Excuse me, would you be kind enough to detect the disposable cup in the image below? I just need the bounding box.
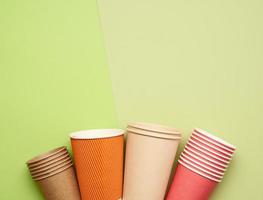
[27,147,81,200]
[166,164,218,200]
[35,165,81,200]
[123,123,181,200]
[166,129,236,200]
[71,129,124,200]
[190,135,233,157]
[194,128,236,151]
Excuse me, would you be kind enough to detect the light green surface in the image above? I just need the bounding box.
[98,0,263,199]
[0,0,117,199]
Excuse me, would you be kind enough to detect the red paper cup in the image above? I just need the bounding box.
[194,128,236,152]
[166,164,218,200]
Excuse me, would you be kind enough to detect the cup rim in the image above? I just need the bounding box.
[184,146,228,168]
[28,153,70,171]
[186,143,230,164]
[179,157,223,179]
[70,129,124,139]
[188,139,232,161]
[31,159,72,178]
[30,157,71,174]
[127,127,182,140]
[190,135,233,157]
[27,150,68,167]
[26,147,67,165]
[128,122,181,135]
[193,131,235,153]
[183,148,226,171]
[194,128,236,150]
[179,160,221,182]
[33,163,73,181]
[181,153,225,175]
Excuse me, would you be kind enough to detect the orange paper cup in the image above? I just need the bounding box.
[70,129,124,200]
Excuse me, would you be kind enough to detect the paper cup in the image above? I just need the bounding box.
[71,129,124,200]
[26,147,81,200]
[123,123,181,200]
[166,128,236,200]
[166,164,218,200]
[36,166,81,200]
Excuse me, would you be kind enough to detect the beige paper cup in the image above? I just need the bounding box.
[123,123,181,200]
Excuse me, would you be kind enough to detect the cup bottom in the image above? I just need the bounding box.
[166,164,218,200]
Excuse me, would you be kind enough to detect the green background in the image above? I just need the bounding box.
[98,0,263,199]
[1,0,263,199]
[0,0,117,199]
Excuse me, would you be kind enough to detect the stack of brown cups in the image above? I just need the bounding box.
[166,128,236,200]
[26,146,81,200]
[123,122,182,200]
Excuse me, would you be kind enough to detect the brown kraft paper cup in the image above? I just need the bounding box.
[123,123,181,200]
[26,147,81,200]
[36,166,81,200]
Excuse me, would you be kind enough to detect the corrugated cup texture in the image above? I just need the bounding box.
[71,133,124,200]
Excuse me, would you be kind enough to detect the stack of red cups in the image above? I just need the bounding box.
[166,128,236,200]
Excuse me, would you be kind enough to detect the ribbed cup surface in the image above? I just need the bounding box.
[71,135,124,200]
